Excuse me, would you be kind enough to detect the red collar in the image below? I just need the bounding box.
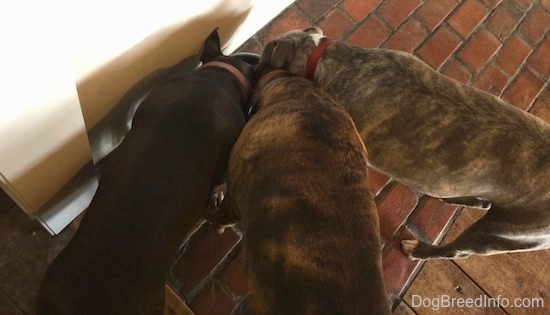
[201,61,249,97]
[304,39,335,81]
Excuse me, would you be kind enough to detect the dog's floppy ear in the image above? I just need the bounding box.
[304,27,323,35]
[268,38,295,68]
[200,28,222,63]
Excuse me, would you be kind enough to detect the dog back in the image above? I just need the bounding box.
[227,72,389,314]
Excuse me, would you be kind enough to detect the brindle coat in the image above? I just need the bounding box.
[211,70,389,314]
[261,27,550,260]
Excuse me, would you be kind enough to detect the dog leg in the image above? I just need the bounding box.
[206,185,241,234]
[440,197,492,210]
[402,210,547,260]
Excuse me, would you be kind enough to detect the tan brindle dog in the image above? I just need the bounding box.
[261,27,550,260]
[210,69,390,314]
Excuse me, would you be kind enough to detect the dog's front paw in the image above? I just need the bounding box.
[210,183,227,208]
[401,240,422,260]
[205,183,227,221]
[211,190,225,208]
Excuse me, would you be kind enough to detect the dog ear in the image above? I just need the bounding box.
[268,38,295,68]
[200,28,222,63]
[304,27,323,35]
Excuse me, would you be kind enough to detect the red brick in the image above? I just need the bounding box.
[259,8,311,45]
[346,15,391,48]
[376,183,419,241]
[416,26,463,69]
[318,9,354,39]
[442,59,473,84]
[382,18,427,52]
[415,0,458,31]
[407,198,458,244]
[503,68,545,110]
[496,34,532,76]
[458,29,502,72]
[189,282,235,314]
[340,0,383,21]
[382,229,421,298]
[380,0,422,28]
[171,226,241,292]
[486,1,523,40]
[529,37,550,77]
[368,167,391,196]
[520,5,550,44]
[448,0,490,38]
[472,64,509,95]
[529,88,550,123]
[296,0,340,21]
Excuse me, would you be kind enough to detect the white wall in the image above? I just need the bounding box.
[0,0,293,234]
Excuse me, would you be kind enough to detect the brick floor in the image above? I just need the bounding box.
[169,1,550,313]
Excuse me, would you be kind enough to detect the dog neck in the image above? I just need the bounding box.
[257,69,289,90]
[201,61,249,98]
[304,38,335,81]
[247,69,290,119]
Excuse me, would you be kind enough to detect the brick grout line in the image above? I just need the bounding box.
[336,7,359,39]
[371,0,425,48]
[525,79,549,113]
[292,2,315,24]
[167,219,207,290]
[436,0,529,80]
[381,194,425,256]
[432,206,464,246]
[212,243,246,302]
[444,56,475,84]
[339,11,377,42]
[419,21,464,71]
[184,234,243,304]
[487,4,542,98]
[392,260,426,310]
[308,1,345,25]
[497,36,549,108]
[168,221,208,300]
[411,0,468,70]
[373,179,397,204]
[443,20,498,73]
[338,0,410,43]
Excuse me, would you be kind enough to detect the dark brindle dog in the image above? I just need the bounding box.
[261,27,550,260]
[210,69,389,314]
[36,29,254,314]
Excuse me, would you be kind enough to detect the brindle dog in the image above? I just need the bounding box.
[36,29,254,314]
[209,69,389,314]
[261,27,550,260]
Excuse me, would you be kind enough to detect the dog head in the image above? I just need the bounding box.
[260,27,327,76]
[200,28,257,107]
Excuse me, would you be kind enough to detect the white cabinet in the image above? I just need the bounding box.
[0,0,293,235]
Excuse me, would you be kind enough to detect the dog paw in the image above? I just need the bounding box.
[211,190,225,208]
[205,183,227,221]
[401,240,421,260]
[210,183,227,208]
[213,223,227,235]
